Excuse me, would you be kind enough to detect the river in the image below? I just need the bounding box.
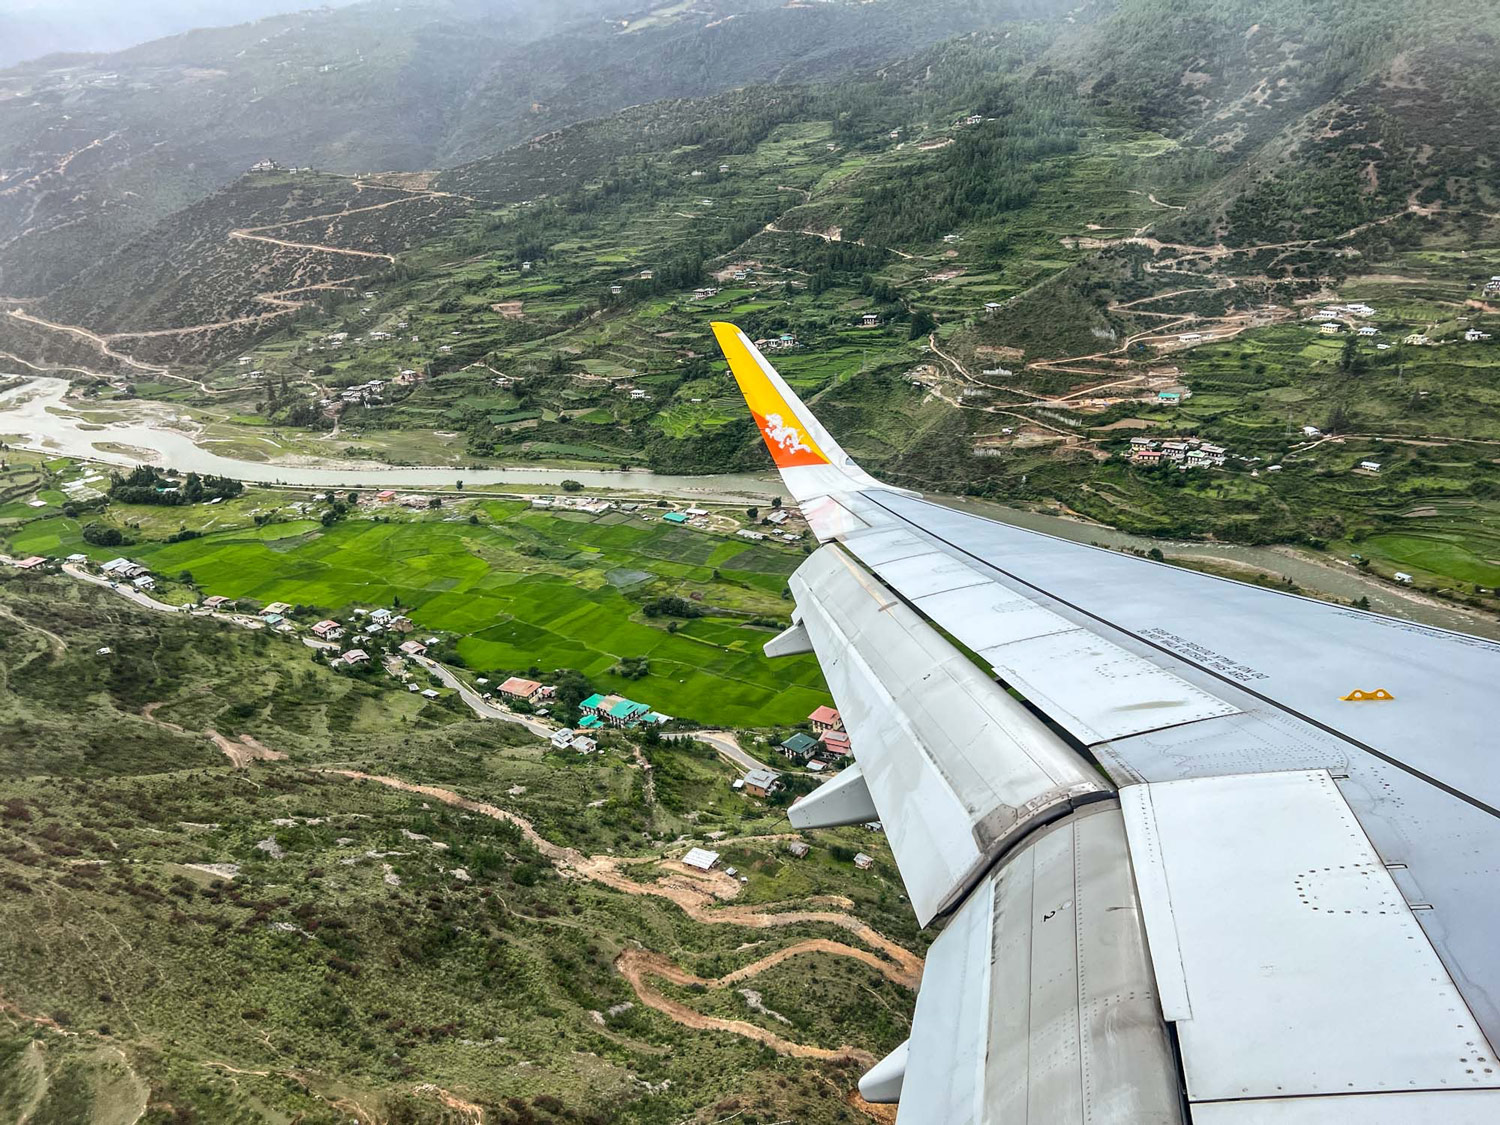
[0,376,782,501]
[5,374,1496,639]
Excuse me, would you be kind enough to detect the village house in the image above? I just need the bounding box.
[787,840,810,858]
[1157,391,1182,404]
[203,595,233,609]
[398,639,427,658]
[101,558,147,579]
[389,615,414,633]
[370,608,393,625]
[1358,326,1378,337]
[1359,461,1382,473]
[570,735,598,754]
[1466,329,1493,342]
[984,301,1002,315]
[1161,441,1189,462]
[1484,277,1500,297]
[1394,572,1414,584]
[682,848,719,871]
[736,529,766,540]
[1404,334,1432,346]
[498,676,542,702]
[12,555,47,570]
[1320,323,1341,335]
[130,574,155,591]
[743,768,782,799]
[817,730,852,762]
[311,620,344,640]
[808,705,843,733]
[549,728,575,750]
[853,853,875,870]
[860,313,880,328]
[341,649,370,667]
[781,732,819,762]
[766,509,790,525]
[1199,444,1227,466]
[263,602,293,616]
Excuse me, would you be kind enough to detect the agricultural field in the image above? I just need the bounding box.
[0,461,826,727]
[0,576,914,1123]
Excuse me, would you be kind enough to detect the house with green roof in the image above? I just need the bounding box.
[607,699,652,726]
[662,511,688,524]
[780,732,819,761]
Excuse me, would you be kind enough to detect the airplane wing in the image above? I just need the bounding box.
[710,321,1500,1124]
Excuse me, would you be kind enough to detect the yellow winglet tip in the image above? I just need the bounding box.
[1340,688,1394,702]
[710,321,830,469]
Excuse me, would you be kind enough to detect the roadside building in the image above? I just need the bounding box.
[203,595,234,609]
[499,676,543,701]
[570,736,597,754]
[817,730,852,762]
[743,768,782,798]
[662,511,688,524]
[682,847,720,871]
[311,620,344,640]
[398,639,428,657]
[370,608,393,625]
[341,649,370,666]
[132,575,155,591]
[66,553,87,564]
[781,732,819,761]
[550,728,575,750]
[12,555,47,570]
[263,602,293,616]
[607,699,652,727]
[102,558,147,579]
[808,705,842,733]
[1359,326,1379,337]
[1394,572,1414,584]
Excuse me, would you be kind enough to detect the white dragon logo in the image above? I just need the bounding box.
[762,412,814,456]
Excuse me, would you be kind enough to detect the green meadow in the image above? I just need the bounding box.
[3,482,827,727]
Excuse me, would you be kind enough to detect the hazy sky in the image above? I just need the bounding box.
[0,0,364,67]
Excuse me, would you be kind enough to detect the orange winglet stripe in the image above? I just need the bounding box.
[712,321,829,468]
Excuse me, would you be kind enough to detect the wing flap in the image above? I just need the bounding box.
[900,803,1183,1124]
[788,545,1108,925]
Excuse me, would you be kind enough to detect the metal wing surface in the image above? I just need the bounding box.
[710,322,1500,1124]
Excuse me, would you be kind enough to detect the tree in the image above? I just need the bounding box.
[561,479,584,492]
[908,309,936,340]
[746,507,759,520]
[427,496,441,509]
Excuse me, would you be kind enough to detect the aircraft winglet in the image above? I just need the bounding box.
[711,321,833,469]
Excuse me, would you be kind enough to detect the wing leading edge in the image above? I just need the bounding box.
[710,322,1500,1123]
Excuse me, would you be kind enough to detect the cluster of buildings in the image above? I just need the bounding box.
[754,334,798,352]
[1127,436,1228,469]
[576,693,671,730]
[1484,277,1500,298]
[779,705,850,770]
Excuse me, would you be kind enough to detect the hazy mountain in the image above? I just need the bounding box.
[0,0,364,67]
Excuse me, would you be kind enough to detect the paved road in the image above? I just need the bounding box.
[60,562,270,630]
[671,729,771,774]
[414,656,556,738]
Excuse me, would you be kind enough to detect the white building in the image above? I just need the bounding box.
[682,847,720,871]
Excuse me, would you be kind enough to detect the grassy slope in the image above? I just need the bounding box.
[0,575,914,1123]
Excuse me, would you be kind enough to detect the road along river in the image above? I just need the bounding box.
[4,374,1495,638]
